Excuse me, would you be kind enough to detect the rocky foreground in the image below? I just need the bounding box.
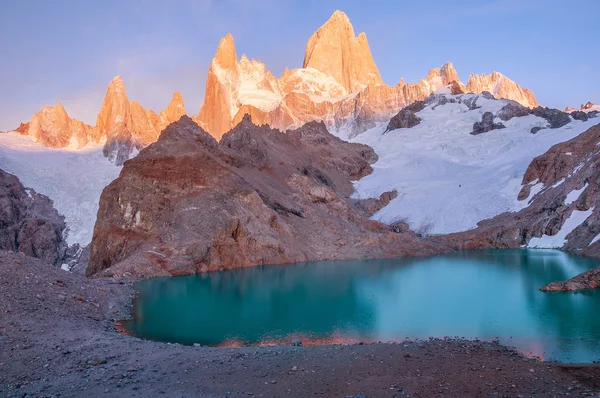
[1,252,599,398]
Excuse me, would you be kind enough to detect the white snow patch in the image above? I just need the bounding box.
[0,132,122,246]
[551,178,565,189]
[590,234,600,246]
[565,183,588,205]
[349,93,600,234]
[61,263,70,272]
[528,208,594,249]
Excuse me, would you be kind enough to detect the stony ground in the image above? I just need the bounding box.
[1,251,599,398]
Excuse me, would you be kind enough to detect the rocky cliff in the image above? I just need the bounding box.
[0,169,66,265]
[88,116,443,277]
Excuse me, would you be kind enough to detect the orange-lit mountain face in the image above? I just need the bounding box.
[13,10,539,159]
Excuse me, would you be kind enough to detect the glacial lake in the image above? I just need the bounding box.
[125,250,600,363]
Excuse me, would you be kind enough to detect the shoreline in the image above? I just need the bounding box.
[2,251,600,397]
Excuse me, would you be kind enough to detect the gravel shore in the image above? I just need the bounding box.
[1,252,599,397]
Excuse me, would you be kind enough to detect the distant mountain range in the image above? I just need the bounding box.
[12,10,539,164]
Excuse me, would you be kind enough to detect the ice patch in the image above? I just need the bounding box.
[565,183,588,205]
[528,208,594,249]
[0,132,122,246]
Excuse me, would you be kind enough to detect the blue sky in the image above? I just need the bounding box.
[1,0,598,130]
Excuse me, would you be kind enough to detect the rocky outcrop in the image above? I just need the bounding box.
[15,104,95,148]
[540,267,600,292]
[531,107,571,129]
[89,116,443,278]
[466,72,539,108]
[497,101,531,121]
[439,123,600,254]
[386,109,421,132]
[471,112,505,135]
[0,169,66,265]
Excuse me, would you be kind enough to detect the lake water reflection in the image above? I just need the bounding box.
[125,249,600,363]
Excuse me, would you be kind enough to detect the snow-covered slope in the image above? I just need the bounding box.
[0,132,121,246]
[350,93,600,235]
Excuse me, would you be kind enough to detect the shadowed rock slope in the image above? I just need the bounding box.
[88,116,443,277]
[0,169,66,265]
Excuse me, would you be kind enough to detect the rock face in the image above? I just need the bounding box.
[15,103,95,148]
[0,169,66,265]
[88,116,443,277]
[302,10,382,93]
[439,123,600,255]
[540,267,600,292]
[471,112,505,135]
[386,109,421,132]
[466,72,539,108]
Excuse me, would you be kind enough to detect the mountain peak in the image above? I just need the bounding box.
[466,71,538,108]
[440,62,459,83]
[303,10,382,93]
[326,10,354,33]
[214,33,238,70]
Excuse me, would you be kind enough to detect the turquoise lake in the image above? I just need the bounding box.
[124,249,600,363]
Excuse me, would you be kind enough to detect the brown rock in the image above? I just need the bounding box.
[88,116,444,278]
[540,267,600,292]
[0,169,66,265]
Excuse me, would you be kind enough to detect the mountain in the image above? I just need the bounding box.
[303,10,383,92]
[466,72,538,108]
[350,91,598,236]
[565,101,600,114]
[11,10,541,151]
[440,122,600,258]
[15,103,96,148]
[197,10,540,139]
[11,76,186,164]
[97,76,186,164]
[88,116,441,277]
